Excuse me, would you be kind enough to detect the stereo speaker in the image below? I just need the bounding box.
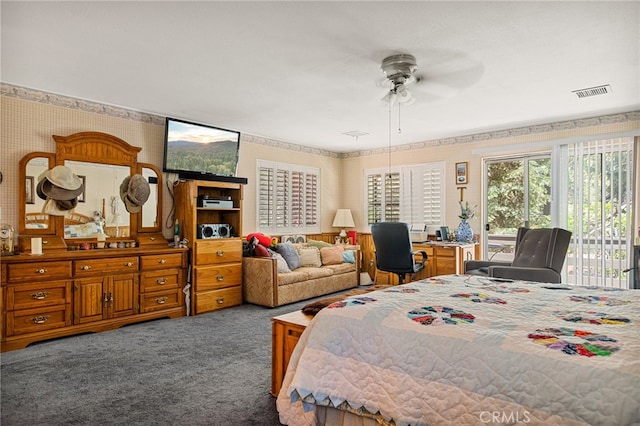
[197,224,232,239]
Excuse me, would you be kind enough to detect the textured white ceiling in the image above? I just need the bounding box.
[2,1,639,152]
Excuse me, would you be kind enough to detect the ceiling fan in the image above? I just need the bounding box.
[380,53,420,106]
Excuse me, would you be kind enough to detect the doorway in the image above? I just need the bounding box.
[483,155,552,262]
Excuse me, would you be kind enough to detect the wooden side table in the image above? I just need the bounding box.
[271,310,312,396]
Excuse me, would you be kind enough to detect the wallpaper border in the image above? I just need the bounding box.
[3,82,638,160]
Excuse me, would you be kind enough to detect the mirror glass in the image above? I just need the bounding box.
[24,156,51,230]
[140,165,160,229]
[64,160,131,238]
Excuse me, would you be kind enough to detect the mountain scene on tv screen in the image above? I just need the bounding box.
[166,140,237,176]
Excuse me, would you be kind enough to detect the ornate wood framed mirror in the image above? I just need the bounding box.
[18,132,163,248]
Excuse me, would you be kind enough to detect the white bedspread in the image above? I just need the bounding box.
[277,275,640,426]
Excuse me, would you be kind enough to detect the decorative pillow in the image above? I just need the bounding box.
[320,246,344,265]
[246,232,272,248]
[297,246,322,267]
[254,243,270,257]
[306,239,333,249]
[272,252,291,273]
[342,250,356,264]
[276,243,301,270]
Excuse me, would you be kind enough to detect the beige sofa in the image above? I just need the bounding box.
[243,250,360,308]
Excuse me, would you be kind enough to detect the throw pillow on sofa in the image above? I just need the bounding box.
[272,252,292,273]
[297,246,322,267]
[320,246,344,265]
[276,242,301,270]
[342,250,356,263]
[306,239,333,249]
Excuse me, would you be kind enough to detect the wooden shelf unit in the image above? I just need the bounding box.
[173,179,246,315]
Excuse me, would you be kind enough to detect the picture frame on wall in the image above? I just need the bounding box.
[455,162,468,185]
[25,176,34,204]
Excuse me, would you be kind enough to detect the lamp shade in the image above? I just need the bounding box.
[332,209,355,228]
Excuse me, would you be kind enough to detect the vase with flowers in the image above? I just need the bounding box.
[456,201,477,243]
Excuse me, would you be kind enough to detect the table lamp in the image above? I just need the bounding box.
[332,209,355,243]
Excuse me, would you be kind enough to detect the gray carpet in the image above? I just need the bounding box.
[0,296,331,426]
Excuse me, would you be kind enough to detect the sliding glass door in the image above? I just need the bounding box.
[484,155,551,262]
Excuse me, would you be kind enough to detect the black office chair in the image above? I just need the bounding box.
[464,227,572,283]
[371,222,428,284]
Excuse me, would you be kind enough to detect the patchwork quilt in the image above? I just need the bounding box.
[276,275,640,426]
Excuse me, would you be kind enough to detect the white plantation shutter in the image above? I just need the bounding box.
[257,160,320,234]
[258,166,274,227]
[384,173,401,222]
[366,162,444,227]
[305,173,318,226]
[423,166,443,225]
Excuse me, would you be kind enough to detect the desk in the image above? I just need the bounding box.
[374,241,476,285]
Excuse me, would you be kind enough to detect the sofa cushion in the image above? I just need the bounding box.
[323,262,356,275]
[254,243,270,257]
[320,246,344,265]
[306,239,333,249]
[276,242,301,270]
[297,246,322,267]
[342,250,356,263]
[271,253,291,273]
[278,266,333,286]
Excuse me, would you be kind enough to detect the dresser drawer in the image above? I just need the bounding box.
[6,280,72,310]
[140,253,183,271]
[7,261,72,283]
[435,246,456,257]
[74,257,139,276]
[194,239,242,265]
[140,288,182,313]
[194,286,242,314]
[6,305,71,336]
[194,264,241,291]
[140,268,181,293]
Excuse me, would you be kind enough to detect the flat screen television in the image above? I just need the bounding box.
[163,117,247,184]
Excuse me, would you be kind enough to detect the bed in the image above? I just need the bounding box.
[276,274,640,426]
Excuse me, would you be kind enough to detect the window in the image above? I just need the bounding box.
[365,162,445,227]
[257,160,320,234]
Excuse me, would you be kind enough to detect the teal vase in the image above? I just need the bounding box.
[456,219,473,243]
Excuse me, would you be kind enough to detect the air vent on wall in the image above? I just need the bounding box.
[572,84,611,98]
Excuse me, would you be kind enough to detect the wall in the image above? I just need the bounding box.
[341,116,640,234]
[0,85,343,239]
[2,84,638,242]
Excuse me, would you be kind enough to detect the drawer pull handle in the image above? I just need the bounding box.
[35,268,47,274]
[32,315,50,324]
[32,291,50,300]
[42,240,50,245]
[158,259,166,264]
[216,250,225,256]
[216,275,224,281]
[156,278,167,285]
[216,298,224,305]
[81,265,92,271]
[150,237,156,241]
[155,297,168,304]
[103,292,113,307]
[124,262,133,267]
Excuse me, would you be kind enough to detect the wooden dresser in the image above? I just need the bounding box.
[1,247,187,352]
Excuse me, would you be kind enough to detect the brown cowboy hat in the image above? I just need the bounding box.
[119,174,150,213]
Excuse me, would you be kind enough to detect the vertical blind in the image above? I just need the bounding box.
[562,137,635,288]
[366,162,444,227]
[257,160,320,234]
